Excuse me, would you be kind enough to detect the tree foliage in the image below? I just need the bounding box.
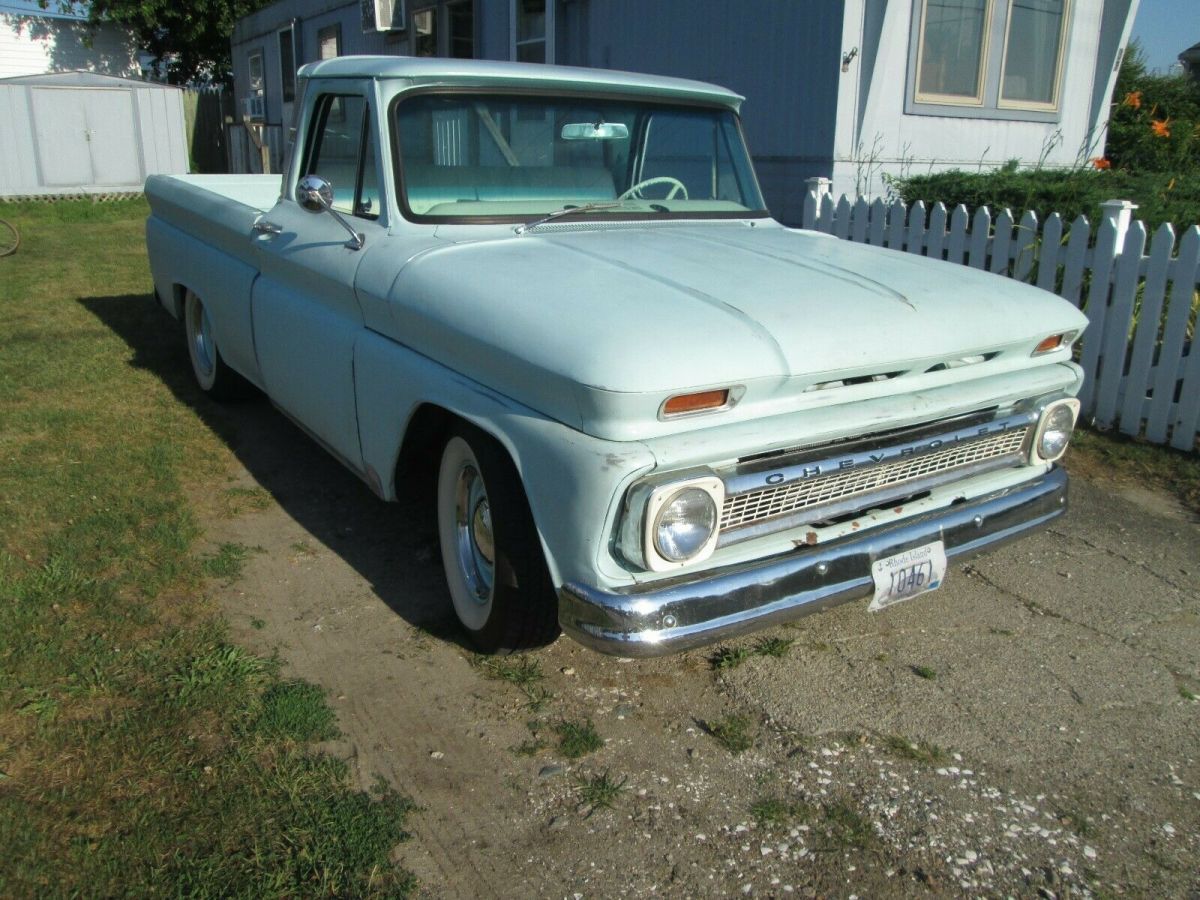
[43,0,273,83]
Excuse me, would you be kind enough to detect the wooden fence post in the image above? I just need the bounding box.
[1099,199,1137,250]
[802,177,832,230]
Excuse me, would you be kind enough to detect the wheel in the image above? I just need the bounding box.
[618,176,688,201]
[184,289,248,400]
[437,424,559,652]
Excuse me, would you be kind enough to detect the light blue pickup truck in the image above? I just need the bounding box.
[145,56,1087,656]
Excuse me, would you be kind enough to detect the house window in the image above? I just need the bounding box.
[512,0,552,63]
[278,28,295,103]
[412,8,437,56]
[246,50,265,120]
[318,24,342,60]
[999,0,1068,107]
[909,0,1070,119]
[915,0,991,104]
[410,2,474,58]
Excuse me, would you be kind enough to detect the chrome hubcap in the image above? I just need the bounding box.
[189,298,215,377]
[454,464,494,603]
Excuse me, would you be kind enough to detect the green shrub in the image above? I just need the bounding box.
[1105,44,1200,174]
[891,166,1200,232]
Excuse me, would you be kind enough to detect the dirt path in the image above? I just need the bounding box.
[207,400,1199,897]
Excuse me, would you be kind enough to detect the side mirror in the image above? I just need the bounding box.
[296,174,334,213]
[294,174,365,250]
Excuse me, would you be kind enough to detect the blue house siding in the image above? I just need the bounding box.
[552,0,844,225]
[230,0,1136,220]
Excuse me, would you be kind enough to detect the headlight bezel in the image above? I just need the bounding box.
[640,475,724,572]
[1030,397,1080,463]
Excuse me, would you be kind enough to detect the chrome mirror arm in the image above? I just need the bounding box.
[295,174,365,251]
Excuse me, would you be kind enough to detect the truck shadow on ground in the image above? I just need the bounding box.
[80,292,471,648]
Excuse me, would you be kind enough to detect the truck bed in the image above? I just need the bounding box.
[145,174,281,264]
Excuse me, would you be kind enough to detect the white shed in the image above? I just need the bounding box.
[0,71,188,198]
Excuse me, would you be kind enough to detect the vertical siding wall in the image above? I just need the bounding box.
[832,0,1119,199]
[0,16,140,79]
[555,0,844,226]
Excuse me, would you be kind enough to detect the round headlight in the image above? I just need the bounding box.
[653,487,718,562]
[1038,403,1076,461]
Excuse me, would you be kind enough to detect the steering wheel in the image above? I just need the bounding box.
[618,176,688,201]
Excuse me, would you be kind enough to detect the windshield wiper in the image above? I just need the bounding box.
[514,201,631,235]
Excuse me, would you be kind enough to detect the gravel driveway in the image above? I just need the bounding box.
[204,400,1199,898]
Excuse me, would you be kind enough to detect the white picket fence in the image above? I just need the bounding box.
[801,178,1200,452]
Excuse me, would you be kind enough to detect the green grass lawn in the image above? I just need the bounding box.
[0,200,414,897]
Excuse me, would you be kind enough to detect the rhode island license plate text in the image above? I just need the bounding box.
[868,540,947,611]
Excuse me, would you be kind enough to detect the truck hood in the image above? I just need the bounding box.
[387,222,1087,433]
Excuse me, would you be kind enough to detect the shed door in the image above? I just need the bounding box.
[84,90,141,184]
[31,89,92,187]
[31,88,142,187]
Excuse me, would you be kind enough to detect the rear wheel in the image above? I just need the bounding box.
[184,289,248,400]
[436,424,559,652]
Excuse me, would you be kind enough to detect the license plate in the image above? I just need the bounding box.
[868,541,947,611]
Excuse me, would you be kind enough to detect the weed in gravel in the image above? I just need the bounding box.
[818,800,878,850]
[753,636,794,658]
[512,737,548,756]
[575,770,628,816]
[472,655,555,710]
[881,734,949,765]
[702,715,753,754]
[201,542,253,581]
[911,664,937,680]
[474,654,544,686]
[710,645,753,670]
[1179,686,1197,701]
[751,795,813,827]
[555,719,603,759]
[221,486,272,517]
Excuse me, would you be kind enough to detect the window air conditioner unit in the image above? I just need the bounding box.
[242,95,265,122]
[363,0,404,32]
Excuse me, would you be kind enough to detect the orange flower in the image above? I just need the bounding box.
[1150,118,1171,137]
[1091,157,1111,170]
[1122,90,1142,109]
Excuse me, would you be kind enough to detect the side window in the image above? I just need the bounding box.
[304,94,379,219]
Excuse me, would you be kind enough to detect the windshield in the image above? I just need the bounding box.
[393,93,766,220]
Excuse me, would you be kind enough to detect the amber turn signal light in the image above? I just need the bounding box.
[1033,334,1064,354]
[662,389,730,416]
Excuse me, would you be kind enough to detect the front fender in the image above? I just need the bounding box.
[353,329,656,589]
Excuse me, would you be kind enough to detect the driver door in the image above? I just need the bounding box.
[251,84,385,468]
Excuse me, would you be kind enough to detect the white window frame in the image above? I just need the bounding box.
[912,0,995,107]
[996,0,1071,112]
[906,0,1072,121]
[510,0,553,64]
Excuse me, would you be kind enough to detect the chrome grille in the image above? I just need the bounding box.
[721,427,1029,530]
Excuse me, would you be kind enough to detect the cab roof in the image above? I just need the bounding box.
[297,56,743,111]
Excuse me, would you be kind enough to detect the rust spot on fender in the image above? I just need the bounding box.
[851,521,860,530]
[893,506,904,514]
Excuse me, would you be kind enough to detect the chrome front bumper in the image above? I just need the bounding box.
[559,467,1067,657]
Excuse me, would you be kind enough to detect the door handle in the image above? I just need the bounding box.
[253,220,283,235]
